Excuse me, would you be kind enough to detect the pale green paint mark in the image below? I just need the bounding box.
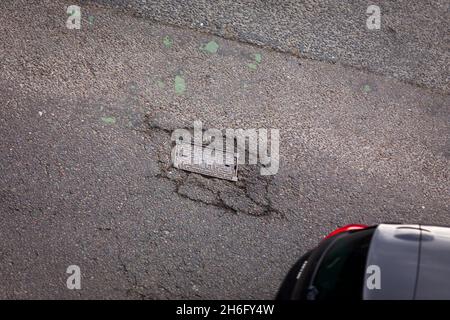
[253,53,262,64]
[201,41,219,54]
[101,116,116,124]
[362,84,371,93]
[163,36,173,48]
[88,16,94,24]
[247,53,262,70]
[174,75,186,94]
[247,63,258,70]
[156,80,165,88]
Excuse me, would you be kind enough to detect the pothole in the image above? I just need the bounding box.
[142,113,283,217]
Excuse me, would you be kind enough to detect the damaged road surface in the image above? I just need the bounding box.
[0,1,449,299]
[173,141,239,182]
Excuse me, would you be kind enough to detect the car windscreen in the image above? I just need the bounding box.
[307,228,375,300]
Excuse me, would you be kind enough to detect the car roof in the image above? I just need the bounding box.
[415,225,450,299]
[363,224,450,300]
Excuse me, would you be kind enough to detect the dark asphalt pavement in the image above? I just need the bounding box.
[95,0,450,92]
[0,0,448,299]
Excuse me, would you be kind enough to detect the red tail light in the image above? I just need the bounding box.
[324,224,368,239]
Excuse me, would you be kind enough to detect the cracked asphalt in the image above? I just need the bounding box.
[0,0,449,299]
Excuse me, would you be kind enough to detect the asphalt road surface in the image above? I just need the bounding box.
[97,0,450,92]
[0,0,449,299]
